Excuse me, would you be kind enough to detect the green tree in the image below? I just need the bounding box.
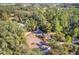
[0,21,27,55]
[25,18,37,31]
[55,17,62,32]
[39,21,52,33]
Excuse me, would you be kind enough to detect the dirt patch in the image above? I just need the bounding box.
[25,32,42,49]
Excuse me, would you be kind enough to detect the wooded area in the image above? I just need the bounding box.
[0,4,79,55]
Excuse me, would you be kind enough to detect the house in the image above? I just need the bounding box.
[37,41,51,55]
[34,29,56,43]
[34,28,44,38]
[25,32,52,54]
[72,36,79,45]
[25,31,49,49]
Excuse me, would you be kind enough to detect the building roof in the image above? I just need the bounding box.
[72,37,79,44]
[34,28,43,34]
